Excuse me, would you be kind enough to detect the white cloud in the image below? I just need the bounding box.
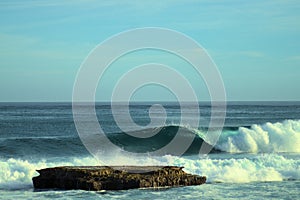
[284,55,300,62]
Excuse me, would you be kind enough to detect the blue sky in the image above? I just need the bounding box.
[0,0,299,101]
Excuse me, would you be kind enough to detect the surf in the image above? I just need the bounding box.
[0,154,299,190]
[108,119,300,154]
[1,120,299,159]
[215,119,300,153]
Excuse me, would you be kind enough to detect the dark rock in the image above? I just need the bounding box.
[32,166,206,190]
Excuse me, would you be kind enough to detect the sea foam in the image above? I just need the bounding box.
[164,154,300,183]
[0,154,299,189]
[0,157,98,190]
[216,120,300,153]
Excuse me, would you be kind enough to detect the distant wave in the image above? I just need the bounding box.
[0,136,88,158]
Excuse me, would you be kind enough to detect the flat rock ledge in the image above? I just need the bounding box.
[32,166,206,191]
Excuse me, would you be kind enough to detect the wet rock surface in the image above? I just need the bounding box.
[32,166,206,190]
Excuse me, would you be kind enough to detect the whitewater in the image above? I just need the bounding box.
[1,153,300,190]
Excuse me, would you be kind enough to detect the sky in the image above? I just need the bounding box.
[0,0,299,102]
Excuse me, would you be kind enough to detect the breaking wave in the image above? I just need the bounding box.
[1,120,299,159]
[215,120,300,153]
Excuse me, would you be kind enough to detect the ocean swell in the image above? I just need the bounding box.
[107,125,219,155]
[1,120,299,159]
[112,119,300,154]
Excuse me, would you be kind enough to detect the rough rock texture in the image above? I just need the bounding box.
[32,166,206,190]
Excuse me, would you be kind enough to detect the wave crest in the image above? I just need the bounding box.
[216,120,300,153]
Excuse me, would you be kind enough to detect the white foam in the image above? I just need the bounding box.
[161,154,300,183]
[95,152,300,183]
[216,120,300,153]
[0,157,98,190]
[0,153,299,189]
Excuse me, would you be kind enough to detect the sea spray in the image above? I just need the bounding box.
[215,120,300,153]
[1,154,299,189]
[163,154,300,183]
[0,157,98,190]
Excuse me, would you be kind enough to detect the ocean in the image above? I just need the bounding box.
[0,102,299,199]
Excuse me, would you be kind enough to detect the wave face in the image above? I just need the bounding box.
[1,154,299,189]
[215,120,300,153]
[107,125,219,155]
[1,102,300,158]
[1,120,299,159]
[109,120,300,154]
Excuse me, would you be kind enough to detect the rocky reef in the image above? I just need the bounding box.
[32,166,206,190]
